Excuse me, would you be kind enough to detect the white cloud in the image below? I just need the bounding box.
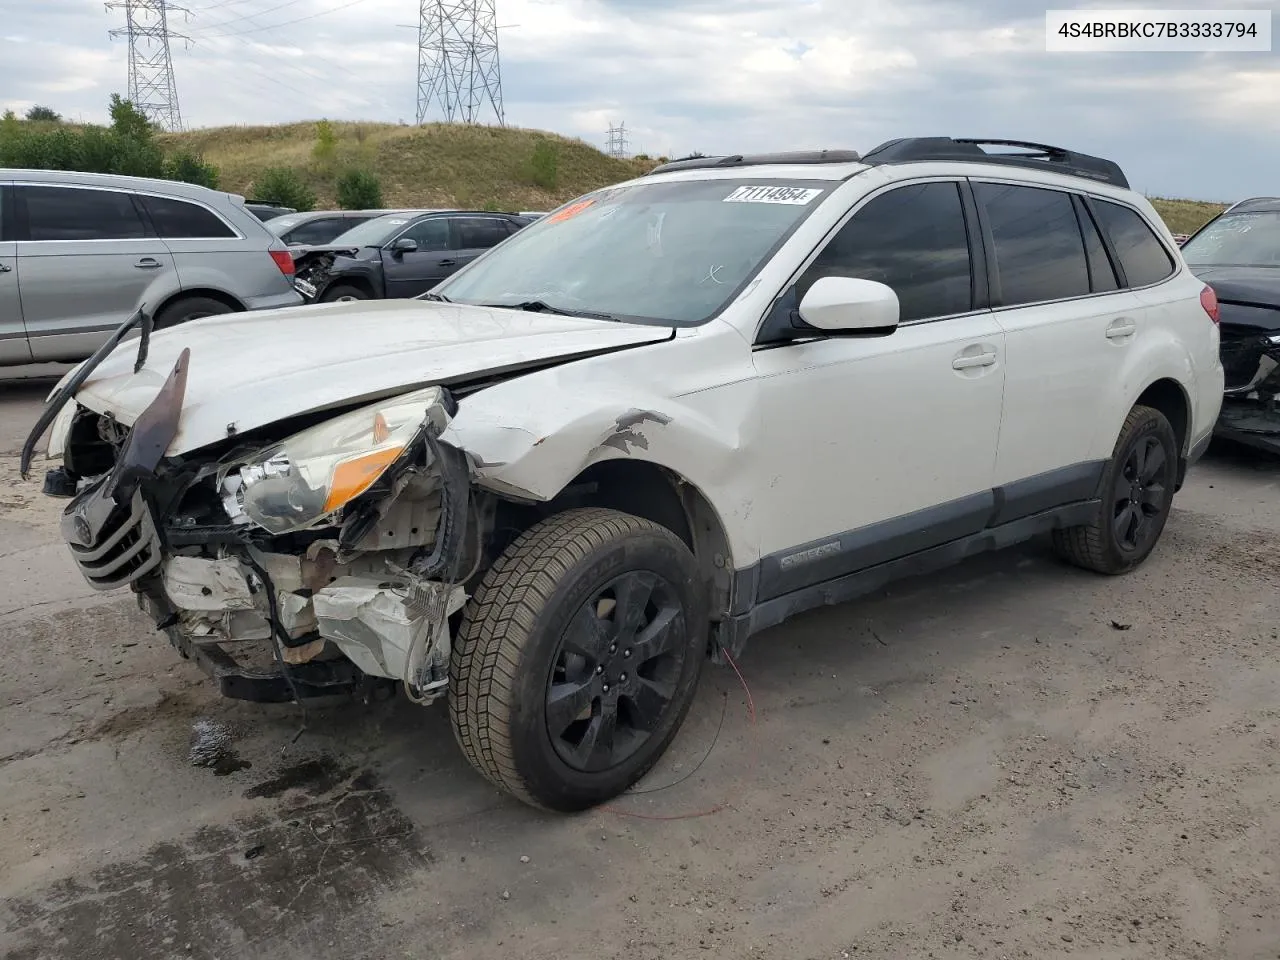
[1,0,1278,198]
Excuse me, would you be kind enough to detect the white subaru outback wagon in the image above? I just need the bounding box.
[26,137,1225,811]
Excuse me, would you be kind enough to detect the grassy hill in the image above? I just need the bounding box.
[153,121,1222,233]
[159,121,654,211]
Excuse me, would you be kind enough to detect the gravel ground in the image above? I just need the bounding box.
[2,374,1279,960]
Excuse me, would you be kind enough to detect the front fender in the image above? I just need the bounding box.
[442,372,762,566]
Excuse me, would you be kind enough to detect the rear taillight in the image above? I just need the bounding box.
[1200,284,1220,324]
[270,249,295,276]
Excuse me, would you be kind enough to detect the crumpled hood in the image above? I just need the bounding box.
[72,298,673,456]
[1190,265,1280,307]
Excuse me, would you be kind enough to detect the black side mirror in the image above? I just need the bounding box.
[391,237,418,255]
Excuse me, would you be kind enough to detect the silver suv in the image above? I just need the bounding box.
[0,169,302,366]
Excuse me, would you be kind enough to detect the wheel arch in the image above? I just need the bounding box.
[153,287,245,318]
[1134,377,1191,456]
[537,458,737,621]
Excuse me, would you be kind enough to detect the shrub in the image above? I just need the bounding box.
[109,94,153,141]
[25,105,61,122]
[166,150,220,189]
[313,119,337,166]
[527,138,558,190]
[335,168,383,209]
[252,167,316,211]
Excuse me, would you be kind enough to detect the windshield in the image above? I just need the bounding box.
[329,214,420,248]
[1181,211,1280,267]
[265,214,306,235]
[432,178,833,325]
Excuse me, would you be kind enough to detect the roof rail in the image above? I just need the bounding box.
[647,149,862,175]
[859,137,1129,189]
[1222,196,1280,214]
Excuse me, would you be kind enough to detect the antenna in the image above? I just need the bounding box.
[414,0,505,126]
[605,121,629,159]
[106,0,186,132]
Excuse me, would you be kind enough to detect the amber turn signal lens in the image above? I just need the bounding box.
[322,446,405,513]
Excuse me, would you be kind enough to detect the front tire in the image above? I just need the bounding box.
[450,508,707,811]
[1053,404,1178,575]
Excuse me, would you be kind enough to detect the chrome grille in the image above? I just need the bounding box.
[66,489,163,590]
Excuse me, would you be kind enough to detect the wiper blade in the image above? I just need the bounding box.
[421,292,452,302]
[479,300,621,321]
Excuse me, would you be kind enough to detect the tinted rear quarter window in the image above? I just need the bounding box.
[798,181,973,322]
[24,185,148,241]
[976,182,1090,306]
[1092,200,1175,287]
[141,195,237,239]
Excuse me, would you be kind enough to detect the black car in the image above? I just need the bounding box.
[244,201,297,221]
[1182,196,1280,455]
[291,209,536,303]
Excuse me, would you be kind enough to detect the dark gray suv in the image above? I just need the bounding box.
[0,169,303,366]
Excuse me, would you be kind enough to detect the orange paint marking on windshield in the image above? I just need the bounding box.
[546,199,596,224]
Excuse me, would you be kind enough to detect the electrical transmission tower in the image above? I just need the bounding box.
[107,0,186,132]
[416,0,505,126]
[605,122,630,158]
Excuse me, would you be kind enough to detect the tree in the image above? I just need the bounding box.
[108,93,154,141]
[25,105,61,122]
[335,168,382,209]
[253,167,316,212]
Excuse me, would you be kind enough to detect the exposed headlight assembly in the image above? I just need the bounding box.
[223,386,450,535]
[45,400,78,462]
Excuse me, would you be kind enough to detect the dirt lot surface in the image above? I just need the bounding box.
[2,372,1279,960]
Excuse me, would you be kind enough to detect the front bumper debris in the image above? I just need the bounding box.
[1215,326,1280,455]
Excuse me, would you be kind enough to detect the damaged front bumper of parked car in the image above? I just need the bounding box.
[35,347,482,706]
[1217,327,1280,455]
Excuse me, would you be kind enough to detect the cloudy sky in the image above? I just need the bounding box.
[1,0,1276,200]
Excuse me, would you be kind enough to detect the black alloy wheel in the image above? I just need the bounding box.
[1053,403,1179,575]
[1111,433,1170,553]
[545,570,688,773]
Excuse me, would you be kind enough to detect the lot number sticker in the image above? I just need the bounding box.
[724,185,822,205]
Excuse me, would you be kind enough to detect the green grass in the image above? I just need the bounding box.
[161,120,1227,231]
[1148,197,1224,235]
[159,121,654,210]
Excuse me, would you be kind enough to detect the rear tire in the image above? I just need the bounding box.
[321,284,370,303]
[153,295,235,329]
[1053,404,1178,575]
[449,508,707,811]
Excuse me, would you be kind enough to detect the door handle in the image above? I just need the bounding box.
[1105,317,1136,339]
[952,349,997,370]
[438,259,457,266]
[135,257,162,269]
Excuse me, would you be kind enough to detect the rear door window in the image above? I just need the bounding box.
[23,185,148,241]
[1091,200,1175,287]
[140,195,237,239]
[975,182,1090,306]
[454,217,514,250]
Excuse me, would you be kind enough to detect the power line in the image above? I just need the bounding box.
[196,0,374,38]
[416,0,505,126]
[106,0,186,132]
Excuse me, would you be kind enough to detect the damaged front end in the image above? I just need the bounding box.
[1217,322,1280,456]
[51,353,480,706]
